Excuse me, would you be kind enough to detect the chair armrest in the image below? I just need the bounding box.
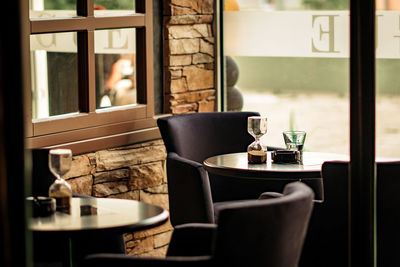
[167,223,217,257]
[166,153,214,226]
[258,192,284,199]
[84,253,213,267]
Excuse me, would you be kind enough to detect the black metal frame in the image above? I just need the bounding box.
[218,0,226,111]
[349,1,376,267]
[219,1,378,266]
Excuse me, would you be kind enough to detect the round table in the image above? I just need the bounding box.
[203,151,349,179]
[203,152,349,202]
[29,197,169,233]
[29,197,169,267]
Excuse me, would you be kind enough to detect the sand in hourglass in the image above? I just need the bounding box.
[50,191,71,214]
[248,150,266,163]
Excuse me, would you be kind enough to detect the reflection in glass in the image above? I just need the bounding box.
[376,0,400,158]
[223,0,349,155]
[94,0,136,16]
[95,28,137,109]
[376,0,400,10]
[29,0,77,19]
[30,32,78,119]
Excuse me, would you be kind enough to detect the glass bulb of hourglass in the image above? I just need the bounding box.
[48,149,73,214]
[247,116,268,163]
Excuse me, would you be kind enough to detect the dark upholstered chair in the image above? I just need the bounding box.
[299,160,400,267]
[29,149,125,267]
[157,111,287,226]
[84,182,315,267]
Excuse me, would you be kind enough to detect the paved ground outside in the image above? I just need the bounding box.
[241,90,400,159]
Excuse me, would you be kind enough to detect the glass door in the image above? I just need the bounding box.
[222,0,350,154]
[376,1,400,158]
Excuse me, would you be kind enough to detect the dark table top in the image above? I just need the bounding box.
[28,197,169,234]
[203,152,349,179]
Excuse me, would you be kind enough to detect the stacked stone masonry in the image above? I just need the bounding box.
[66,140,173,257]
[164,0,216,114]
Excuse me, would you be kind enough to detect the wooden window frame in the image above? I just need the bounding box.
[24,0,159,154]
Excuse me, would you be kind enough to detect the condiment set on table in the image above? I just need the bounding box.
[27,148,73,217]
[247,116,306,164]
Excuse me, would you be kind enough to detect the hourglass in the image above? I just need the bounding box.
[48,149,73,213]
[247,116,268,163]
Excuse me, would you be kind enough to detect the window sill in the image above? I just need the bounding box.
[26,117,161,154]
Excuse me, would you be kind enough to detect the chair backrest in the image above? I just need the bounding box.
[375,161,400,267]
[158,111,275,203]
[299,161,348,267]
[214,182,314,267]
[157,111,259,163]
[299,160,400,267]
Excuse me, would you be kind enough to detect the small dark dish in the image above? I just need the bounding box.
[26,196,56,217]
[272,150,301,164]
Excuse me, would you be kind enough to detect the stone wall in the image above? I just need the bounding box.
[66,140,173,257]
[163,0,216,114]
[63,0,216,258]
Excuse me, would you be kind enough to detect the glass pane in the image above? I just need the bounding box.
[94,0,136,16]
[30,0,77,19]
[30,32,79,119]
[223,0,349,154]
[376,1,400,158]
[95,28,137,109]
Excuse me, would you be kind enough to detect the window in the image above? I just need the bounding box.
[26,0,159,153]
[222,0,350,155]
[221,0,400,158]
[376,1,400,158]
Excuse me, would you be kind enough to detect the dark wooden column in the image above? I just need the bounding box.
[0,1,30,267]
[349,1,376,267]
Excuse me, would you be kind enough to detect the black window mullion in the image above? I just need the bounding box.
[77,0,95,113]
[77,31,90,113]
[77,0,93,17]
[349,1,376,267]
[136,0,145,13]
[136,28,147,104]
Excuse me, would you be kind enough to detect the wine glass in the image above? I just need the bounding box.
[247,116,268,163]
[48,149,73,213]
